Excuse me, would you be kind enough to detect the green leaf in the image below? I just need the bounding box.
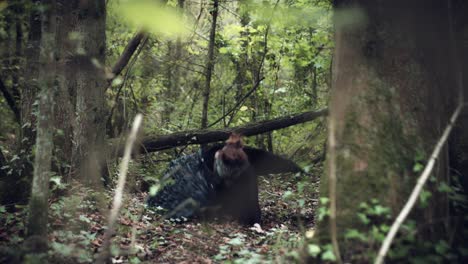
[307,244,321,257]
[435,240,449,255]
[282,190,293,200]
[373,205,390,216]
[357,213,370,225]
[413,163,424,173]
[112,76,124,87]
[130,257,142,264]
[115,0,187,37]
[319,197,329,204]
[419,189,432,205]
[50,176,62,186]
[345,229,366,241]
[228,237,243,246]
[317,206,329,222]
[219,47,230,54]
[79,214,91,224]
[51,242,74,256]
[321,249,336,261]
[437,182,453,193]
[56,129,64,136]
[149,184,160,196]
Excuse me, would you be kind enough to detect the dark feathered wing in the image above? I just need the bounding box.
[243,147,303,175]
[146,152,220,218]
[200,144,302,176]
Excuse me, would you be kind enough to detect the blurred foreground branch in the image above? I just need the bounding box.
[97,114,143,264]
[375,102,464,264]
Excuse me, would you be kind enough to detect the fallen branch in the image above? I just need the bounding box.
[375,102,464,264]
[119,108,328,154]
[97,114,143,264]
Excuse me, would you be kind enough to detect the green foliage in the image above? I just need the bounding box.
[317,197,329,222]
[311,192,468,263]
[113,0,187,37]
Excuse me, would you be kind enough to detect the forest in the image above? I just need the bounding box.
[0,0,467,263]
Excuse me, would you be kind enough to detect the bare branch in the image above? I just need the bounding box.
[0,77,20,123]
[375,103,464,264]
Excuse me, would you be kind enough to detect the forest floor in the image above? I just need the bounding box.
[0,172,319,263]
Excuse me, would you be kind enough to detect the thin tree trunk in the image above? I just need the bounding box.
[22,0,42,157]
[11,2,23,103]
[26,0,56,253]
[201,0,219,129]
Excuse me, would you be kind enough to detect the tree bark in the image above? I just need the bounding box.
[26,0,56,253]
[72,0,107,186]
[22,0,42,158]
[116,108,328,154]
[319,0,461,260]
[201,0,219,129]
[54,1,77,178]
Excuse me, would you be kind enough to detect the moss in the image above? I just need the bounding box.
[330,72,426,232]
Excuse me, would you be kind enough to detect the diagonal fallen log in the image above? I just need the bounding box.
[116,108,328,155]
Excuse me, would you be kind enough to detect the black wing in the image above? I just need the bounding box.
[243,147,303,176]
[201,144,302,176]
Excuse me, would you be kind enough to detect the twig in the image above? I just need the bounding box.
[96,114,143,264]
[208,77,264,128]
[327,117,343,263]
[375,103,464,264]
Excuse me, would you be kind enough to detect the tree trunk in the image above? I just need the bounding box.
[447,0,468,254]
[201,0,219,129]
[72,0,107,186]
[25,0,56,253]
[0,0,44,206]
[54,1,77,178]
[319,0,460,260]
[21,0,42,163]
